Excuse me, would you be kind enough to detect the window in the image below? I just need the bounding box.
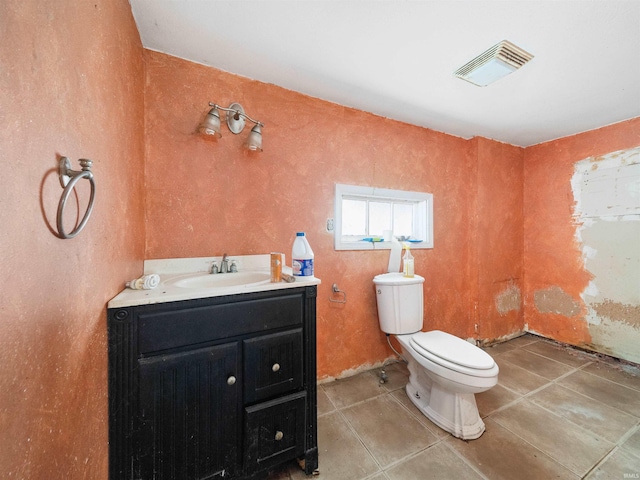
[334,184,434,250]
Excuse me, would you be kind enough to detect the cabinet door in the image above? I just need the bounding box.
[138,343,239,480]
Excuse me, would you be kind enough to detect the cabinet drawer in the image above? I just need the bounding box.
[138,294,303,354]
[244,392,306,472]
[243,329,303,403]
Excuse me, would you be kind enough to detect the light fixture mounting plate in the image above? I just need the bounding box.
[226,103,246,134]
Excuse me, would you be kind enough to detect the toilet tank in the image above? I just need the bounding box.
[373,273,424,334]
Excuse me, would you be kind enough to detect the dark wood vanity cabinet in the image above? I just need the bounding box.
[108,286,318,480]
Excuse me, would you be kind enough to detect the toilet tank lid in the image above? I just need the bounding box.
[411,330,496,370]
[373,272,425,286]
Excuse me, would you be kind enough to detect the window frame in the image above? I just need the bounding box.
[334,183,434,251]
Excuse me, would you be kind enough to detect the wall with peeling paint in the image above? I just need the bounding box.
[572,147,640,363]
[524,119,640,362]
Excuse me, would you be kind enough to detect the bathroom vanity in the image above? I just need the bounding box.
[107,256,319,480]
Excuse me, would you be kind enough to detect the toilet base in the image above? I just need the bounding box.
[405,362,486,440]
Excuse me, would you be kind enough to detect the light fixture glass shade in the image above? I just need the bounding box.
[462,58,517,86]
[199,107,222,138]
[245,124,263,152]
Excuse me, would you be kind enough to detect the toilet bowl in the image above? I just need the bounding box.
[373,272,498,440]
[396,330,498,439]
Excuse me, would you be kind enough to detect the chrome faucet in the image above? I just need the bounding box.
[219,253,229,274]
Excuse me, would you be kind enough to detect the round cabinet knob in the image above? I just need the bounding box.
[227,376,236,386]
[274,431,284,441]
[272,363,280,372]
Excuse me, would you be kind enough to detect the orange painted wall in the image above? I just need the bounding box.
[143,51,526,379]
[2,3,636,475]
[473,138,525,341]
[523,118,640,347]
[0,1,145,477]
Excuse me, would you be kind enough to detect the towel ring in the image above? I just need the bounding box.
[56,157,96,239]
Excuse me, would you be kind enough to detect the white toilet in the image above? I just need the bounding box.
[373,272,499,440]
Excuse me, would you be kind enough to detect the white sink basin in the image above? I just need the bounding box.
[167,271,271,289]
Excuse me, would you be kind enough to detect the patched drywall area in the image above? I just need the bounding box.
[496,283,522,315]
[572,147,640,363]
[534,286,581,317]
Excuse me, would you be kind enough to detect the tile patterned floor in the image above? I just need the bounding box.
[268,334,640,480]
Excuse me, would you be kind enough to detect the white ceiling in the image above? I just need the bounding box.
[130,1,640,147]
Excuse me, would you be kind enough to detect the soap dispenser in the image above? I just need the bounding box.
[402,243,414,278]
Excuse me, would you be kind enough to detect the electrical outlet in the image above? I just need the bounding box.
[326,218,334,232]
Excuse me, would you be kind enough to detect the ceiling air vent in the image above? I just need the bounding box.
[454,40,534,87]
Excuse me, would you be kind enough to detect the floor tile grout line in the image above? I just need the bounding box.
[317,383,388,479]
[614,421,640,448]
[575,360,640,390]
[490,410,608,479]
[336,392,439,476]
[337,390,458,477]
[552,362,640,419]
[523,389,640,447]
[360,469,391,480]
[439,440,491,480]
[493,351,621,477]
[489,355,571,399]
[494,356,605,401]
[317,383,338,411]
[329,389,390,412]
[320,372,453,477]
[491,357,640,423]
[333,397,386,478]
[581,444,624,479]
[547,371,640,441]
[483,358,630,473]
[497,350,586,381]
[383,388,492,478]
[521,344,595,370]
[385,386,450,440]
[508,340,640,382]
[520,343,640,392]
[499,394,619,451]
[375,443,439,475]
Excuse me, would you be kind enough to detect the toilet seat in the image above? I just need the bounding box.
[410,331,497,378]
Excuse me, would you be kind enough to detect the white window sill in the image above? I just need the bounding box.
[335,240,433,251]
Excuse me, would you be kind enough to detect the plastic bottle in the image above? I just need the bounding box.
[292,232,314,277]
[402,244,414,278]
[387,236,402,273]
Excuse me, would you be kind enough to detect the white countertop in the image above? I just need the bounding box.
[108,254,321,309]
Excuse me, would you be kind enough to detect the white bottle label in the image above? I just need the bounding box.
[293,258,314,276]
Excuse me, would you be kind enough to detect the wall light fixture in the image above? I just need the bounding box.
[199,102,264,151]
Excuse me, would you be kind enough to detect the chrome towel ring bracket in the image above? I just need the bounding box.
[329,283,347,304]
[56,157,96,239]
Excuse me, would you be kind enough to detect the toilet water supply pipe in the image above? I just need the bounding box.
[386,334,407,363]
[378,334,408,385]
